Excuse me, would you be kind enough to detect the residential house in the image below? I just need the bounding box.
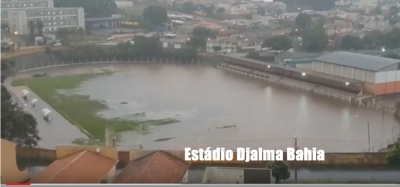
[114,1,134,8]
[230,3,257,15]
[265,2,287,15]
[237,35,264,52]
[216,3,231,13]
[249,16,279,27]
[209,36,238,53]
[161,37,187,50]
[202,167,273,184]
[30,146,118,183]
[360,16,389,31]
[324,20,353,36]
[272,28,292,36]
[1,139,29,183]
[277,13,298,20]
[112,150,190,183]
[230,7,250,15]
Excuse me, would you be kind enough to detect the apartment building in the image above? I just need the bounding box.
[8,7,85,35]
[1,0,54,25]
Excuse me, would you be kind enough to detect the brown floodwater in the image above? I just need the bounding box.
[14,63,400,152]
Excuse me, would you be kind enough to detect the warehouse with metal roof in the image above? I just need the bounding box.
[313,51,400,95]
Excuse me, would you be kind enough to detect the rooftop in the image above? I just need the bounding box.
[112,150,190,183]
[30,150,118,183]
[315,51,400,72]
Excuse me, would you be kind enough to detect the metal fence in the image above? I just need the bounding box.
[17,58,357,103]
[17,58,218,73]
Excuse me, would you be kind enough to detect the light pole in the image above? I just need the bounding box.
[13,31,18,52]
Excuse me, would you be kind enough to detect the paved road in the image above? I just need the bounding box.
[9,86,88,149]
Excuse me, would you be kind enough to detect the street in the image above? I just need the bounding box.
[10,86,88,149]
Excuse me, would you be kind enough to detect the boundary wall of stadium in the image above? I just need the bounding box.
[15,147,389,167]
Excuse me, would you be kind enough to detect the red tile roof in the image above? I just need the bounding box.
[112,150,190,183]
[30,150,118,183]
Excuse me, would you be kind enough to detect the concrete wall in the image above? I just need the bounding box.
[374,70,400,95]
[1,139,29,183]
[203,167,244,184]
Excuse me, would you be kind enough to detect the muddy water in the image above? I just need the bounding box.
[12,63,400,151]
[58,63,398,152]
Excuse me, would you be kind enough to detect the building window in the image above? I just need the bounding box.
[53,11,55,14]
[31,3,33,6]
[49,28,52,31]
[61,21,63,24]
[53,22,56,25]
[60,11,62,14]
[49,22,52,25]
[48,12,50,15]
[23,3,26,6]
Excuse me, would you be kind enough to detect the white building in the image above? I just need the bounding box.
[114,1,133,8]
[8,7,85,35]
[1,0,54,25]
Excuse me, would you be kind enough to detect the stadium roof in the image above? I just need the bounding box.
[315,51,400,72]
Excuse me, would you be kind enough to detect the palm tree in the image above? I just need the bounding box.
[27,20,35,36]
[36,20,44,36]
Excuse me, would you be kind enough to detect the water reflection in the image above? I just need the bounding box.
[49,64,400,151]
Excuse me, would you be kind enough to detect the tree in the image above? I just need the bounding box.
[257,7,266,16]
[301,27,328,52]
[143,5,168,25]
[27,20,35,36]
[386,143,400,167]
[186,35,207,51]
[216,7,225,14]
[245,14,253,20]
[341,35,364,50]
[180,1,198,14]
[383,28,400,49]
[212,45,222,52]
[267,161,290,183]
[295,13,312,29]
[262,35,292,54]
[1,85,41,147]
[176,47,197,60]
[56,28,69,40]
[192,26,217,39]
[383,53,400,59]
[36,20,44,36]
[246,51,260,59]
[53,0,117,18]
[362,30,383,49]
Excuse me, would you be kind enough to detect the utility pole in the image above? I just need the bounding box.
[367,122,371,151]
[294,136,298,182]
